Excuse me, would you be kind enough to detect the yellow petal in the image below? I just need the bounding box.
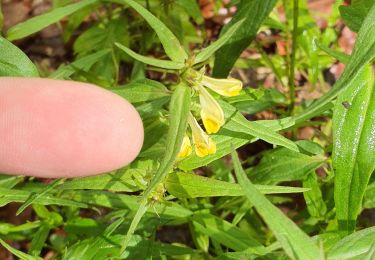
[177,135,192,158]
[188,113,217,157]
[202,75,243,97]
[198,85,225,134]
[194,138,216,157]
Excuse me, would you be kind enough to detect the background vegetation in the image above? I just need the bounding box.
[0,0,374,259]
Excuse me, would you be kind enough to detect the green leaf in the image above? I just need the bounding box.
[0,187,88,208]
[192,213,267,254]
[315,40,350,64]
[213,0,277,77]
[0,36,39,77]
[219,101,299,152]
[111,0,188,62]
[29,224,50,257]
[303,172,327,218]
[110,79,171,103]
[6,0,98,41]
[115,43,185,69]
[232,150,321,259]
[333,64,375,232]
[119,82,191,253]
[49,49,111,79]
[364,182,375,208]
[178,117,296,171]
[59,160,156,192]
[0,239,42,260]
[194,20,244,64]
[248,148,325,184]
[0,175,23,189]
[339,0,375,32]
[64,234,196,260]
[176,0,203,23]
[165,172,308,198]
[16,179,63,216]
[327,227,375,259]
[66,190,192,219]
[294,4,375,124]
[226,88,286,114]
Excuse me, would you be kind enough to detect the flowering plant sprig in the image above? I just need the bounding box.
[115,2,244,158]
[177,68,242,158]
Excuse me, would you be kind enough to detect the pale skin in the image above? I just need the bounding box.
[0,77,144,178]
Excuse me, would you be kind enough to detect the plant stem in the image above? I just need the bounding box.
[289,0,299,114]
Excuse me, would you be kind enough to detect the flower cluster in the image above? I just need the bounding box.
[178,69,243,158]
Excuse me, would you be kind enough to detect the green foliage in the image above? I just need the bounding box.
[0,37,39,77]
[0,0,374,259]
[213,0,277,77]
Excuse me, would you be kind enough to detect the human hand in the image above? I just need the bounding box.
[0,77,144,178]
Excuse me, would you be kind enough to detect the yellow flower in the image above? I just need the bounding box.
[177,135,192,158]
[188,113,216,157]
[201,75,242,97]
[197,84,225,134]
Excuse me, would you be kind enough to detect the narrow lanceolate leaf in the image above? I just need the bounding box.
[327,226,375,260]
[339,0,375,32]
[111,0,188,63]
[49,49,111,79]
[111,79,171,103]
[220,101,299,152]
[303,172,327,218]
[165,172,308,199]
[6,0,98,41]
[0,37,39,77]
[192,214,268,254]
[315,40,350,64]
[16,179,64,216]
[294,5,375,123]
[119,82,191,254]
[232,150,321,260]
[364,182,375,208]
[115,43,185,70]
[333,65,375,232]
[247,148,325,184]
[0,187,88,208]
[213,0,277,77]
[194,20,244,64]
[0,239,42,260]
